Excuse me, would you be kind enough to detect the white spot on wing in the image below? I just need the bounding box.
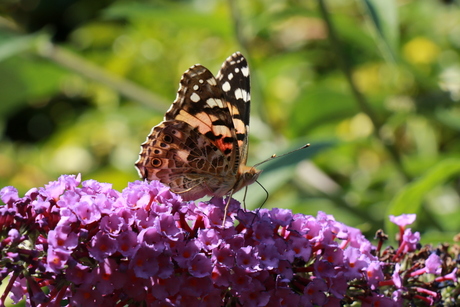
[228,73,233,80]
[190,92,200,102]
[207,78,217,86]
[235,68,240,73]
[193,84,199,90]
[222,81,231,92]
[234,88,250,102]
[207,98,225,108]
[241,66,249,77]
[199,79,204,84]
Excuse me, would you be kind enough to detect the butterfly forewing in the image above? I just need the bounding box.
[165,64,239,161]
[216,53,251,164]
[135,52,261,201]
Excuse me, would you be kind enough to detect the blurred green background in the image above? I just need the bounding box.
[0,0,459,243]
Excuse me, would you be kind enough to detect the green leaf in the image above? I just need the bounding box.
[261,141,333,174]
[240,141,334,208]
[361,0,399,62]
[290,84,357,135]
[386,159,460,234]
[0,34,36,63]
[420,231,457,246]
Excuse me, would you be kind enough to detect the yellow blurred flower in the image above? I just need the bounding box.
[353,63,382,94]
[403,37,440,65]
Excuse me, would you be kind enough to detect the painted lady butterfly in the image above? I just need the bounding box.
[135,52,261,202]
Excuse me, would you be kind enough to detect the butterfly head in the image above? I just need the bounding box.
[234,166,262,193]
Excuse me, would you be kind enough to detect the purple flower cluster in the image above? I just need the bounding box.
[0,175,458,306]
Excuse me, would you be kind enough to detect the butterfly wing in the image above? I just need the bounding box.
[216,52,251,165]
[136,53,251,200]
[136,120,235,200]
[165,63,241,171]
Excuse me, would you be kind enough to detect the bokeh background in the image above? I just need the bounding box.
[1,0,459,243]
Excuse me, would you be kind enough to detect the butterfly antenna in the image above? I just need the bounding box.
[226,144,311,227]
[253,143,310,168]
[249,143,310,225]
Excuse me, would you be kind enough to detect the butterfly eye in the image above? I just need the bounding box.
[151,158,162,167]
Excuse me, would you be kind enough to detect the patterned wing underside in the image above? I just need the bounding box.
[216,52,251,163]
[135,52,254,200]
[136,121,236,200]
[166,52,250,165]
[165,65,236,161]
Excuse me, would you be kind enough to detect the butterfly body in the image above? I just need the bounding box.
[136,52,261,201]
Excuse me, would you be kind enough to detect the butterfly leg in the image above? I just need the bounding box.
[242,186,249,210]
[222,189,235,227]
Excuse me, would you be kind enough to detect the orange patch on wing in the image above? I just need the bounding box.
[215,137,233,155]
[176,110,213,135]
[227,104,246,134]
[212,123,232,137]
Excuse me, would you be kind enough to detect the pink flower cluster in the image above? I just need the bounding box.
[0,175,457,306]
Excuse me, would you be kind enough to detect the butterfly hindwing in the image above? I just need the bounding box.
[136,120,234,200]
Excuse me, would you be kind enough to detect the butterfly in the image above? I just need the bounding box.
[135,52,261,203]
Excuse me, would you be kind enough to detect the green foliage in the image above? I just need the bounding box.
[0,0,459,244]
[386,158,460,240]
